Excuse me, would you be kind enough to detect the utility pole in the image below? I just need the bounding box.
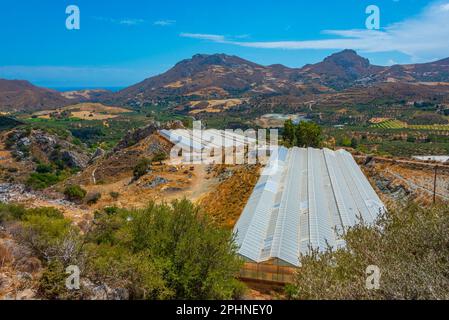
[433,165,438,204]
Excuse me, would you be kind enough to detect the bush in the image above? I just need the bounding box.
[86,192,102,205]
[18,208,82,266]
[283,120,322,148]
[64,185,87,201]
[152,152,168,165]
[38,259,82,300]
[3,200,244,300]
[339,136,352,147]
[88,199,244,299]
[84,244,170,299]
[37,260,69,299]
[109,192,120,200]
[133,158,152,180]
[0,203,27,223]
[287,202,449,300]
[36,164,53,174]
[27,207,65,219]
[103,206,120,215]
[26,172,61,190]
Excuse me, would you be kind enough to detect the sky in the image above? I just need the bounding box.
[0,0,448,88]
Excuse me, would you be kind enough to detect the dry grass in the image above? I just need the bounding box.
[0,243,13,268]
[188,99,243,114]
[32,103,130,120]
[71,111,117,120]
[163,81,185,88]
[200,165,260,228]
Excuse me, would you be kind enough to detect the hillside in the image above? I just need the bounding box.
[0,80,74,112]
[104,50,449,109]
[105,54,314,107]
[4,50,449,114]
[297,49,385,89]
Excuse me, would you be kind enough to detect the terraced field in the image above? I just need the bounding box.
[408,124,449,130]
[372,119,449,131]
[372,119,408,129]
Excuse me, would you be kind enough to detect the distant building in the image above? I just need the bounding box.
[412,155,449,163]
[234,147,385,283]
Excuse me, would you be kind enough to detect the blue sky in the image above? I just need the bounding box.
[0,0,448,88]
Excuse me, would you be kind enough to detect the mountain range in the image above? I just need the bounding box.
[2,50,449,112]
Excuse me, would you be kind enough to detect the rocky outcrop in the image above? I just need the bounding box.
[0,184,33,203]
[89,148,105,164]
[114,120,184,151]
[61,150,90,169]
[4,128,91,169]
[143,176,169,189]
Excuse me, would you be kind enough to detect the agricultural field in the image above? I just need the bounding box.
[187,99,245,115]
[372,118,449,131]
[21,112,150,151]
[409,124,449,130]
[372,119,408,129]
[325,124,449,158]
[31,103,132,121]
[12,103,193,151]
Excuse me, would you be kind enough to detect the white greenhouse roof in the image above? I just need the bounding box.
[159,129,257,151]
[234,147,385,267]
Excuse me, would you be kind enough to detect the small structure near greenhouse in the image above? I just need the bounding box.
[234,146,385,284]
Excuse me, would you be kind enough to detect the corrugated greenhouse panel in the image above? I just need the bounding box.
[234,147,385,268]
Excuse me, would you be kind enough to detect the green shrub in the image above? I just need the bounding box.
[339,136,352,147]
[152,152,168,165]
[133,158,152,180]
[84,244,170,299]
[27,207,65,219]
[283,120,322,148]
[89,199,244,299]
[4,200,244,300]
[287,203,449,300]
[19,208,82,266]
[103,206,119,215]
[0,204,64,224]
[26,172,61,190]
[38,260,68,299]
[0,203,27,223]
[109,192,120,200]
[86,192,102,205]
[38,259,83,300]
[36,163,53,174]
[64,185,87,201]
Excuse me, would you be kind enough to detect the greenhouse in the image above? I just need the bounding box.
[234,147,385,283]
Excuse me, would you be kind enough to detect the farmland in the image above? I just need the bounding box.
[372,119,449,131]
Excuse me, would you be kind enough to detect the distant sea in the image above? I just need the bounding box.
[50,87,124,92]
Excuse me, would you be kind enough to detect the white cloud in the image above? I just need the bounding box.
[180,33,226,42]
[180,1,449,61]
[387,59,398,66]
[440,3,449,10]
[154,20,176,26]
[92,16,145,26]
[119,19,145,25]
